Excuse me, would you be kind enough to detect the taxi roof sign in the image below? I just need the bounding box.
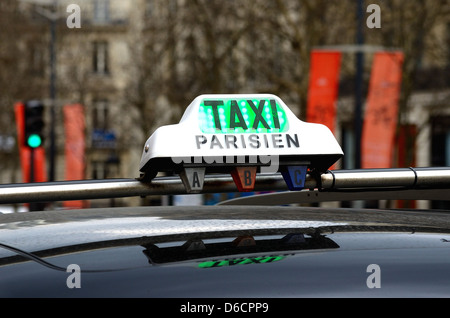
[139,94,343,191]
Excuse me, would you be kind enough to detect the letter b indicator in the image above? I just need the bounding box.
[231,167,256,192]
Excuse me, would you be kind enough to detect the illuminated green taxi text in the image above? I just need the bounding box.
[199,99,289,134]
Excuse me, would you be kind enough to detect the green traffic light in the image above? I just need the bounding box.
[27,134,42,148]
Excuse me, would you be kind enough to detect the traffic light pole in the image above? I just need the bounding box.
[28,147,39,211]
[27,146,47,211]
[29,148,34,184]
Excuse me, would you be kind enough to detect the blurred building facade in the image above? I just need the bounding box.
[2,0,449,209]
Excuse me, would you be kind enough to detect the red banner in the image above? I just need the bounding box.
[14,102,47,183]
[63,104,87,209]
[362,52,404,168]
[306,50,342,133]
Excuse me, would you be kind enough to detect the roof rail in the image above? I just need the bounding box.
[0,167,449,204]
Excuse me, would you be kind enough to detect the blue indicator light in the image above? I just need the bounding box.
[281,166,307,191]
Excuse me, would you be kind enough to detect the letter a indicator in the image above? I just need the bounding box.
[180,167,206,193]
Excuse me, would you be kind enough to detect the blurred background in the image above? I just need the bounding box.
[0,0,449,210]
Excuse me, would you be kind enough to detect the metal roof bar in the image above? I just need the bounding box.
[218,188,450,206]
[0,167,449,204]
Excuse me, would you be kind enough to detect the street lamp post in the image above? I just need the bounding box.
[26,0,58,182]
[354,0,365,170]
[48,0,56,182]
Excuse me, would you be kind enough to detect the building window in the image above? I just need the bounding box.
[27,44,45,76]
[93,0,110,24]
[92,99,109,130]
[145,0,154,18]
[92,161,107,179]
[93,41,109,74]
[341,124,355,169]
[431,115,450,166]
[447,23,450,67]
[92,156,119,180]
[431,115,450,209]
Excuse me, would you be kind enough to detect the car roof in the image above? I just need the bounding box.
[1,205,449,254]
[1,205,450,298]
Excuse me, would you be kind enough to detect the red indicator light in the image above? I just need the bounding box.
[231,166,256,192]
